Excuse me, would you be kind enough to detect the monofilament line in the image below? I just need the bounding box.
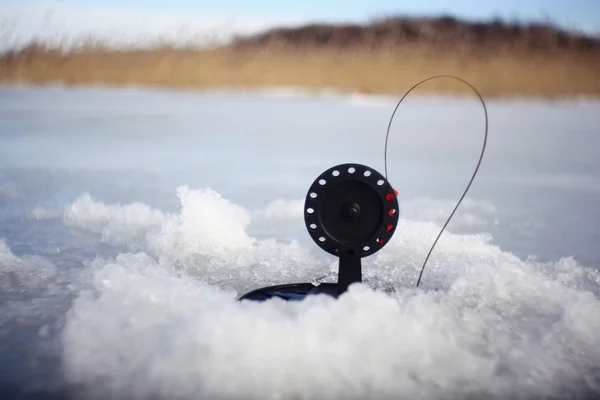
[383,75,489,288]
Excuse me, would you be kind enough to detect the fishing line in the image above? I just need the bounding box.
[383,75,489,288]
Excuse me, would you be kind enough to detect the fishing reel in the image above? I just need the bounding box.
[237,76,488,302]
[238,163,399,301]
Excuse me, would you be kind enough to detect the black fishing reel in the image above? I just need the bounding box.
[238,76,488,301]
[238,163,399,301]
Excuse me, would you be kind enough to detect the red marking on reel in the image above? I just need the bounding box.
[386,189,399,201]
[388,209,397,217]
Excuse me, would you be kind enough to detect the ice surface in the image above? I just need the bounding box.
[1,85,600,399]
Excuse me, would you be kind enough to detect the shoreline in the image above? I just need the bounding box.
[2,47,598,100]
[3,81,600,106]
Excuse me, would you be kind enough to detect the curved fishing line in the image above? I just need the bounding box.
[383,75,489,288]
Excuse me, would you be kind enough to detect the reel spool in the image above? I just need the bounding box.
[304,163,399,295]
[238,163,399,301]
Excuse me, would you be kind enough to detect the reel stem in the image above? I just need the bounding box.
[337,255,362,295]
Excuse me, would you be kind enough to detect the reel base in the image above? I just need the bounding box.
[238,282,339,302]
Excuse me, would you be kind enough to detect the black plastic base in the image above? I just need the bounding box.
[237,283,339,302]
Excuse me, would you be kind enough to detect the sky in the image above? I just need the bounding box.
[1,0,599,49]
[9,0,600,27]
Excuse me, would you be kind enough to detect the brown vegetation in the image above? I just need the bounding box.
[235,16,600,53]
[1,16,599,98]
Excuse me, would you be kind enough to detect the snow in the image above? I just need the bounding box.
[1,84,600,399]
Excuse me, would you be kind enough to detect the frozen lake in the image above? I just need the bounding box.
[1,85,600,399]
